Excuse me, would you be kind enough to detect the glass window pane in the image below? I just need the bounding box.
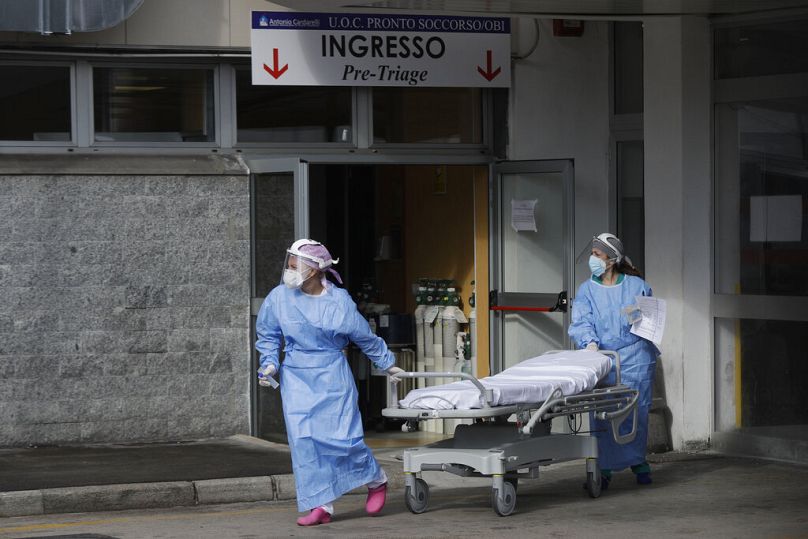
[613,22,644,114]
[715,97,808,296]
[501,172,564,294]
[373,87,482,144]
[236,71,352,143]
[617,140,645,273]
[93,67,214,142]
[715,19,808,79]
[0,65,71,141]
[715,318,808,432]
[253,172,295,298]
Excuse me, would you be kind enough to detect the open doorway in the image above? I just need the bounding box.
[307,164,488,437]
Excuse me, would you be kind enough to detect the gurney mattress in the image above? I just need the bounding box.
[398,350,612,410]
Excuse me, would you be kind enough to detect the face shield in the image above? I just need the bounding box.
[574,233,626,277]
[281,239,342,289]
[282,252,317,289]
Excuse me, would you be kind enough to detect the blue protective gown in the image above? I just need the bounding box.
[568,274,658,471]
[255,283,395,511]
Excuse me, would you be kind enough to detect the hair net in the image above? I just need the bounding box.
[592,233,625,263]
[295,241,343,285]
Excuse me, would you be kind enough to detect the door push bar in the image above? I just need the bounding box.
[489,290,568,313]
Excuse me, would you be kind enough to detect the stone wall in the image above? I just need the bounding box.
[0,159,251,446]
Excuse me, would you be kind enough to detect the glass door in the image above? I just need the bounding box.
[490,160,574,373]
[247,158,308,442]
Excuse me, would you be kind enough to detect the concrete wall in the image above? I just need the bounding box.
[508,19,611,287]
[0,156,251,446]
[643,17,712,450]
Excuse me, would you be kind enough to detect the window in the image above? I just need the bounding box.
[715,19,808,79]
[93,67,215,143]
[235,70,352,144]
[0,65,71,141]
[715,97,808,296]
[372,87,482,144]
[611,22,644,271]
[613,22,644,115]
[715,318,808,432]
[616,140,645,272]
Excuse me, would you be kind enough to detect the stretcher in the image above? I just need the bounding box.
[381,350,639,516]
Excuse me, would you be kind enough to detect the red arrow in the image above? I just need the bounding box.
[477,50,501,81]
[263,48,288,79]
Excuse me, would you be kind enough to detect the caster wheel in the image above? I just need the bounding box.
[586,467,602,498]
[405,478,429,514]
[491,480,517,516]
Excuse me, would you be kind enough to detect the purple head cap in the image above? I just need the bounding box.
[297,242,343,285]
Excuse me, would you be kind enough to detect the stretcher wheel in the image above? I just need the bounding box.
[491,481,517,517]
[405,478,429,514]
[585,468,602,498]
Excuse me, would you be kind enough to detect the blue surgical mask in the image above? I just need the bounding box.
[588,255,607,277]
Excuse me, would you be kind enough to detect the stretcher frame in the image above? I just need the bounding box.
[381,350,639,516]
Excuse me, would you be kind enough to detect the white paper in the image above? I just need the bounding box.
[630,296,666,346]
[379,315,389,328]
[511,199,538,232]
[750,195,802,242]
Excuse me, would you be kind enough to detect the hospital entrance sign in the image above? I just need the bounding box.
[250,12,511,87]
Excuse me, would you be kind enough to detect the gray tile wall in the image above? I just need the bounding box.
[0,174,251,446]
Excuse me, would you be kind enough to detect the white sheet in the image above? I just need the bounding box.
[398,350,613,410]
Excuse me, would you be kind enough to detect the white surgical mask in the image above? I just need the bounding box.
[283,267,311,289]
[588,255,607,278]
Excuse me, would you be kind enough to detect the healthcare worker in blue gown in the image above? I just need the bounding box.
[255,239,404,527]
[568,233,659,489]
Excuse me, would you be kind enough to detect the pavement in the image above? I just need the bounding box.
[1,448,808,538]
[0,433,433,518]
[2,432,808,536]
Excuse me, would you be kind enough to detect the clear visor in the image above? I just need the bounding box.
[574,238,620,271]
[281,253,317,286]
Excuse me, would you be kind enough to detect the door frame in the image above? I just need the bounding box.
[245,157,308,437]
[489,159,575,374]
[245,154,492,437]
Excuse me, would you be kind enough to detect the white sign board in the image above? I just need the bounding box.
[251,11,511,87]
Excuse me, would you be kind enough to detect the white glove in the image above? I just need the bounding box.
[585,342,599,352]
[386,366,405,383]
[623,304,643,324]
[258,364,278,388]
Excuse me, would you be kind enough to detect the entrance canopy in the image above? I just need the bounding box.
[270,0,808,18]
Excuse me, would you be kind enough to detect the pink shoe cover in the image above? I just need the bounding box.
[366,483,387,514]
[296,507,332,526]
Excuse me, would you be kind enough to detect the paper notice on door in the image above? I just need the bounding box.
[511,199,538,232]
[630,296,666,346]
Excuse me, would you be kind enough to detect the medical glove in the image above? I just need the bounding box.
[585,342,599,352]
[588,255,607,277]
[386,366,405,383]
[258,364,279,388]
[623,304,643,324]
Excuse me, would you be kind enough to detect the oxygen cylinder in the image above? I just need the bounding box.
[469,308,477,378]
[441,306,460,390]
[433,306,444,369]
[431,306,445,434]
[422,304,438,433]
[441,308,460,361]
[414,304,426,390]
